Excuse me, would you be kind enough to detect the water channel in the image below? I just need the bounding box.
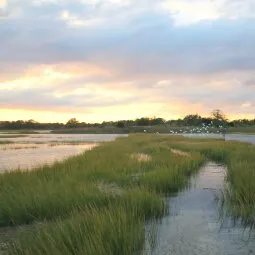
[144,162,255,255]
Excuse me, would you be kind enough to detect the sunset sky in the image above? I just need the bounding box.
[0,0,254,123]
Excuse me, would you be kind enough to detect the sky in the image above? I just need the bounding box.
[0,0,254,123]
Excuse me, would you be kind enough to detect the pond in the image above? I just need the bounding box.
[144,162,255,255]
[0,134,127,172]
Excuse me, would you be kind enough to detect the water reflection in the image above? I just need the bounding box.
[0,144,97,173]
[144,162,255,255]
[0,134,127,172]
[183,133,255,144]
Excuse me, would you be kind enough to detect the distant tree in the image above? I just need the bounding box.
[201,117,213,126]
[136,117,151,126]
[150,117,165,125]
[66,118,79,128]
[13,120,25,129]
[183,114,202,126]
[211,109,228,128]
[25,119,38,129]
[211,109,227,122]
[116,121,125,128]
[211,109,229,140]
[79,122,87,127]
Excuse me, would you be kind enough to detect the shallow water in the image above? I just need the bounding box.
[225,133,255,144]
[0,144,97,173]
[0,134,126,172]
[144,162,255,255]
[183,133,255,144]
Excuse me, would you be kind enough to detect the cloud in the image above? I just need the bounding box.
[0,0,6,9]
[60,9,103,27]
[161,0,222,26]
[0,86,139,111]
[1,6,254,77]
[0,0,254,121]
[241,102,252,109]
[244,78,255,87]
[0,0,8,18]
[161,0,255,26]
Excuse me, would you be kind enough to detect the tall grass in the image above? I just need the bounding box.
[1,134,205,254]
[9,206,145,255]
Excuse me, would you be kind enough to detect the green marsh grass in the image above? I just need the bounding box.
[9,206,145,255]
[3,134,254,254]
[1,134,205,254]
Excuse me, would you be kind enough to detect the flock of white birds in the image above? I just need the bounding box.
[144,121,226,135]
[169,122,226,134]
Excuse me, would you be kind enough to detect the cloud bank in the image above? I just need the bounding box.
[0,0,254,122]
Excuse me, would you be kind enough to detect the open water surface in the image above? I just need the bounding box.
[0,134,127,172]
[144,162,255,255]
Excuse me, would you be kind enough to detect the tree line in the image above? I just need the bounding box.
[0,110,254,130]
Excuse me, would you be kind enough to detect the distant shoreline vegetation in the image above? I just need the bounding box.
[0,110,254,133]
